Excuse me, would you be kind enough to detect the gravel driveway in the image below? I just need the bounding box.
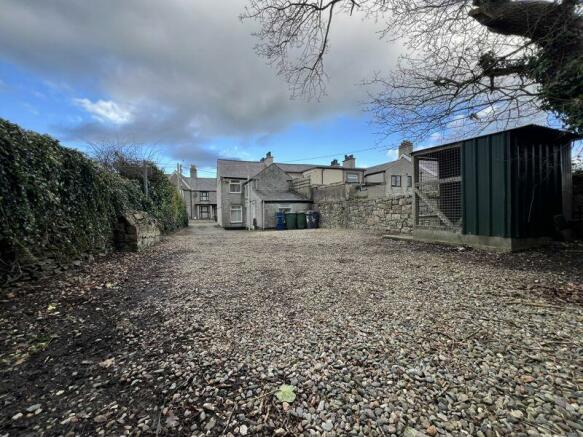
[1,223,582,436]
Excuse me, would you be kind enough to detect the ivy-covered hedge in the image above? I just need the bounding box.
[132,164,189,234]
[0,119,187,283]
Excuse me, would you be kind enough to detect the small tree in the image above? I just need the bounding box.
[87,141,157,178]
[88,141,188,231]
[243,0,583,140]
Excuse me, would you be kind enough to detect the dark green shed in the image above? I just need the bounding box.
[412,125,576,250]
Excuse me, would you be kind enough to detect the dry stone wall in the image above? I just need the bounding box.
[114,212,161,252]
[315,194,413,234]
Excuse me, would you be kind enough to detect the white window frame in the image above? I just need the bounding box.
[346,173,359,183]
[230,205,243,223]
[391,175,402,187]
[229,180,242,193]
[200,191,209,201]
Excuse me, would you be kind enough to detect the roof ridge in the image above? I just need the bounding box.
[217,158,262,163]
[218,158,331,167]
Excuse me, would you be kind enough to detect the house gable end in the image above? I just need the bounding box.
[253,163,292,191]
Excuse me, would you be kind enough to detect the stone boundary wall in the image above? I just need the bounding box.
[312,184,350,203]
[114,211,161,251]
[315,194,413,234]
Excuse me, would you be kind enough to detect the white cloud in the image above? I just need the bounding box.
[476,105,496,118]
[0,0,400,165]
[427,132,444,145]
[385,148,399,161]
[74,98,133,125]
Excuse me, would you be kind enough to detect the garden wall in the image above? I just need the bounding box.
[114,212,162,251]
[315,194,413,234]
[0,119,187,284]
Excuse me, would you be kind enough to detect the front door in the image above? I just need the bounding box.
[200,205,210,219]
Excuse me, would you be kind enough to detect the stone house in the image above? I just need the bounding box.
[244,164,312,229]
[364,141,415,196]
[301,155,365,186]
[169,165,217,220]
[363,141,438,199]
[216,153,365,229]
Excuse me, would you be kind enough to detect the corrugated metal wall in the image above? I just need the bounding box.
[462,127,569,239]
[509,141,566,238]
[462,132,511,238]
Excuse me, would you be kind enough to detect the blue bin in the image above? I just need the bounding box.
[275,212,286,230]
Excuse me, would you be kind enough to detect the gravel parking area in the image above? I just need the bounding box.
[1,223,582,436]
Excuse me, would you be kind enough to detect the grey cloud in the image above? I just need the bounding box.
[0,0,399,161]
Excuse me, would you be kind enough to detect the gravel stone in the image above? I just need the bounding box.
[1,223,581,435]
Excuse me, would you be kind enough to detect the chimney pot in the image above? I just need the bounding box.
[263,151,274,166]
[342,154,356,168]
[399,140,413,158]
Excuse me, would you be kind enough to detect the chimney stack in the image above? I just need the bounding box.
[342,154,356,168]
[399,140,413,157]
[263,151,274,167]
[330,159,340,167]
[190,165,197,179]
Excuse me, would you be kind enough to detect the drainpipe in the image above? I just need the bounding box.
[262,200,265,230]
[246,178,251,230]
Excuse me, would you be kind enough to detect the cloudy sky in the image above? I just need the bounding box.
[0,0,413,176]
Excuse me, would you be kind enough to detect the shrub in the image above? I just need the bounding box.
[0,119,186,283]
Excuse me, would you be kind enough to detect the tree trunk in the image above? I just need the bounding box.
[470,0,583,47]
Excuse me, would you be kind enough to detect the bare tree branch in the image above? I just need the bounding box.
[243,0,583,140]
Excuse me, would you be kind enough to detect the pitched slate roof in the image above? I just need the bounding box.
[365,155,412,176]
[191,177,216,191]
[218,159,318,178]
[276,163,317,173]
[217,159,364,179]
[168,173,192,190]
[217,159,265,179]
[167,173,216,192]
[365,154,439,177]
[241,163,293,184]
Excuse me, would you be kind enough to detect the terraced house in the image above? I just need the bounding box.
[169,165,217,220]
[217,152,365,229]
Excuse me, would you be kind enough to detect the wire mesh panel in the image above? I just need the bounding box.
[414,145,462,231]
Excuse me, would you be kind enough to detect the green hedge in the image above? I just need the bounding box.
[0,119,187,282]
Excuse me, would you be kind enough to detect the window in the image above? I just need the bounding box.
[200,191,209,201]
[229,181,242,193]
[407,176,413,187]
[391,175,402,187]
[346,173,359,183]
[230,205,243,223]
[278,207,292,213]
